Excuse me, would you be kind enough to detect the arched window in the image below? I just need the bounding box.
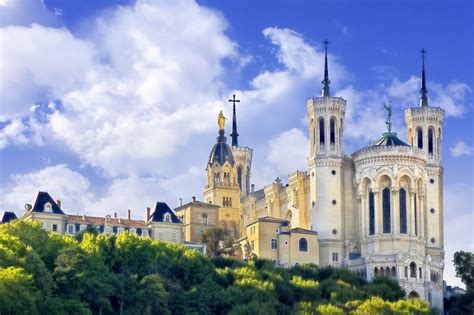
[330,118,336,145]
[414,193,418,235]
[382,188,391,233]
[164,213,172,223]
[385,267,390,277]
[201,214,208,224]
[391,266,396,277]
[399,188,407,234]
[428,128,434,155]
[374,267,379,277]
[410,262,417,278]
[369,190,375,235]
[417,128,423,149]
[229,197,232,207]
[237,166,243,191]
[299,238,308,252]
[319,118,325,145]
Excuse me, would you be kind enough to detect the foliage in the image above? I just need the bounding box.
[453,250,474,290]
[0,220,435,314]
[200,227,232,257]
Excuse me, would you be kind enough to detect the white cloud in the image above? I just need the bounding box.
[0,0,61,27]
[450,141,474,157]
[267,128,309,175]
[388,77,471,117]
[0,164,93,214]
[0,24,97,120]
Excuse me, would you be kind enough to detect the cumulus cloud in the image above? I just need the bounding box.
[388,76,471,117]
[450,141,474,157]
[267,128,309,175]
[0,164,93,213]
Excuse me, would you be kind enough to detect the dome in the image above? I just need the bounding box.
[208,131,235,166]
[371,132,409,147]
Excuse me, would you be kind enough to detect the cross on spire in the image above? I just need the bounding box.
[321,39,331,97]
[419,49,428,107]
[228,94,240,147]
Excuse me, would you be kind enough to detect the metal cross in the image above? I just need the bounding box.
[421,48,426,60]
[323,39,330,50]
[228,94,240,106]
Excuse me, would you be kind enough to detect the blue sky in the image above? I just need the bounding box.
[0,0,472,287]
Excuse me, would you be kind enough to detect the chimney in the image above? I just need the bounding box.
[128,209,131,220]
[146,207,151,221]
[114,212,117,218]
[56,199,62,209]
[192,196,196,203]
[179,198,183,206]
[251,184,255,193]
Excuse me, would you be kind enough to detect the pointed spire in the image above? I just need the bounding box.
[419,49,428,107]
[321,39,331,97]
[228,94,240,146]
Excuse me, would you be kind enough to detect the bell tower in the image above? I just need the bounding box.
[307,40,347,266]
[404,50,444,308]
[204,110,242,239]
[228,94,253,197]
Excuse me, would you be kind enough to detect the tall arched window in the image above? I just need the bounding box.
[428,128,434,155]
[399,188,407,234]
[417,128,423,149]
[369,190,375,235]
[319,118,325,145]
[299,238,308,252]
[410,262,417,278]
[374,267,379,277]
[383,188,391,233]
[330,118,336,145]
[237,166,243,191]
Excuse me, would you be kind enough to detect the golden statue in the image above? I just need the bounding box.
[218,110,227,130]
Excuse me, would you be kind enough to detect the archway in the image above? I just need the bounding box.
[408,291,420,299]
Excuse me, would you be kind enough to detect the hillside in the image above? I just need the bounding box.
[0,221,433,314]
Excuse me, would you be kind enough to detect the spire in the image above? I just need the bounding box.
[419,49,428,107]
[228,94,240,147]
[321,39,331,97]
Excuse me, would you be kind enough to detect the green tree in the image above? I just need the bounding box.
[200,228,231,257]
[0,267,38,315]
[453,250,474,290]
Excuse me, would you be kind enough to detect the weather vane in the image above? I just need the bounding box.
[383,101,392,133]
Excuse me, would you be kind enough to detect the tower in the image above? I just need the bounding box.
[307,40,347,266]
[404,50,444,309]
[204,111,242,239]
[228,94,253,197]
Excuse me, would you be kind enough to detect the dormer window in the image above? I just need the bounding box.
[164,213,172,223]
[44,202,53,213]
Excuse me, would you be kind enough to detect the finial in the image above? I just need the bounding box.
[419,49,428,107]
[321,39,331,97]
[228,94,240,147]
[383,102,392,133]
[218,110,227,131]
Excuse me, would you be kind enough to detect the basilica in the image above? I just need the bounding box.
[1,45,445,311]
[177,45,444,310]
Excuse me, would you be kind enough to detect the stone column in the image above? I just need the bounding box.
[409,188,416,236]
[419,192,425,239]
[392,187,400,235]
[358,193,365,239]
